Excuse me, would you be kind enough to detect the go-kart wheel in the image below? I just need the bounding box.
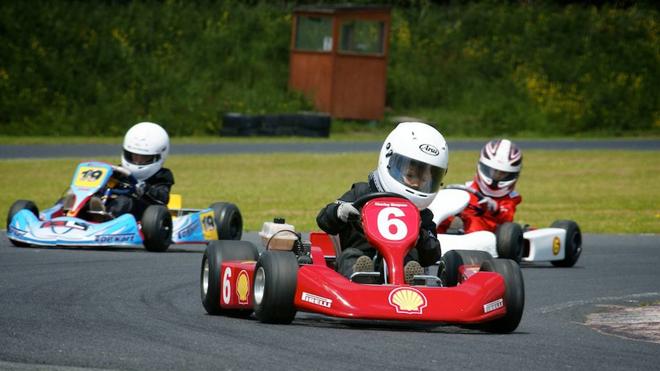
[495,222,523,263]
[141,205,172,252]
[253,251,298,324]
[439,250,493,287]
[479,258,525,333]
[550,220,582,267]
[210,202,243,240]
[201,240,258,316]
[6,200,39,247]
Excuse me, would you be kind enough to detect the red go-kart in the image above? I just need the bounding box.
[200,193,525,333]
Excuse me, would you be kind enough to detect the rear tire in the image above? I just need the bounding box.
[550,220,582,267]
[496,222,523,263]
[201,240,259,316]
[211,202,243,240]
[253,251,298,324]
[141,205,172,252]
[7,200,39,247]
[479,259,525,333]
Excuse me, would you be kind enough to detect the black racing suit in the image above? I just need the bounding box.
[316,175,441,278]
[107,168,175,220]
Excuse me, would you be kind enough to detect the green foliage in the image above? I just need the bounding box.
[0,0,310,136]
[0,1,657,136]
[388,1,659,136]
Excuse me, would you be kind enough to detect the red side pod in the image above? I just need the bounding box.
[219,261,257,309]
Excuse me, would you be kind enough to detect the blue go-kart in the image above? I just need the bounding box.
[6,161,242,252]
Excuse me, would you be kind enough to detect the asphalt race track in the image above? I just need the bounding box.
[1,232,658,370]
[1,139,659,159]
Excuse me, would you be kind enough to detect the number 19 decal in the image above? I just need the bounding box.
[377,207,407,240]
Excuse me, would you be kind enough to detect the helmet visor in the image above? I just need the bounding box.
[388,153,446,193]
[123,150,160,165]
[479,162,518,182]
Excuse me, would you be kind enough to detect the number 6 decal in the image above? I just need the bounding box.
[222,267,232,304]
[377,207,407,240]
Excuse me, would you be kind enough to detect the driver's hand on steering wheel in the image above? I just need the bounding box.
[336,201,360,223]
[478,196,499,213]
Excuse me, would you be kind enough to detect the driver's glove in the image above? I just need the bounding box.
[336,202,360,223]
[478,197,498,213]
[134,181,147,198]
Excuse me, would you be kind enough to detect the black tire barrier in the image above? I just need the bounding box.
[220,112,330,137]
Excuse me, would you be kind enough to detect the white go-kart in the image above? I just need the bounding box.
[428,184,582,268]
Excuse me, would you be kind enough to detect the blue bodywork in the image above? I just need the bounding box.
[6,161,220,248]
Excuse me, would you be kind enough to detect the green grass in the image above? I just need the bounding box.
[2,151,659,234]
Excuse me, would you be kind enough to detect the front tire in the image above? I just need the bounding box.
[479,259,525,333]
[496,222,523,263]
[7,200,39,247]
[201,240,259,315]
[439,250,492,287]
[550,220,582,267]
[211,202,243,240]
[141,205,172,252]
[253,251,298,324]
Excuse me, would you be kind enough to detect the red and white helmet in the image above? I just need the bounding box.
[475,139,522,197]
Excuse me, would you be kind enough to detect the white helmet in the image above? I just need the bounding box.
[376,122,448,210]
[121,122,170,181]
[476,139,522,197]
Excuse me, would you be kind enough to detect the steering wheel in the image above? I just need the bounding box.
[108,165,138,195]
[351,192,408,209]
[444,184,488,214]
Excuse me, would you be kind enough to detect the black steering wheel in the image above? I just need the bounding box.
[351,192,409,209]
[108,165,138,195]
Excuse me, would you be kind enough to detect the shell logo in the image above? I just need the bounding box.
[552,236,561,256]
[236,270,250,304]
[388,287,428,314]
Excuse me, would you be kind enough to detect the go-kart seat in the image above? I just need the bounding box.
[310,232,341,269]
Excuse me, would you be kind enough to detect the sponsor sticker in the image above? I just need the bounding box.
[236,270,250,304]
[95,233,134,243]
[552,236,561,255]
[301,292,333,308]
[388,288,428,315]
[177,221,198,239]
[484,298,504,313]
[419,144,440,156]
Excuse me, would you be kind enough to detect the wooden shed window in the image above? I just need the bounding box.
[339,20,385,55]
[294,15,333,52]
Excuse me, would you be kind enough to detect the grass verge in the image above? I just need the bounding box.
[1,151,658,234]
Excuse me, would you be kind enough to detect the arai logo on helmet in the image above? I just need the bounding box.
[419,144,439,156]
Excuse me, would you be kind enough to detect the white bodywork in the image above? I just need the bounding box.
[522,228,567,262]
[430,188,569,262]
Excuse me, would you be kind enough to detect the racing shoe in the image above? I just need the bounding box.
[351,255,378,284]
[404,260,424,285]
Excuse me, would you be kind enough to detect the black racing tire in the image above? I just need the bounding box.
[439,250,462,287]
[211,202,243,241]
[6,200,39,247]
[253,251,298,324]
[550,220,582,267]
[200,240,259,316]
[141,205,173,252]
[439,250,493,287]
[496,222,524,263]
[479,259,525,333]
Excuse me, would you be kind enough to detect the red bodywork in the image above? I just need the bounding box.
[218,197,508,323]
